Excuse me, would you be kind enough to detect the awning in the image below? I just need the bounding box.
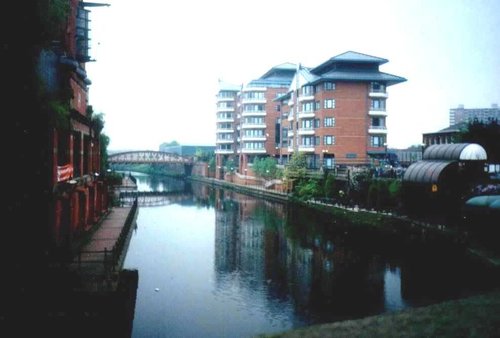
[423,143,487,161]
[402,160,456,184]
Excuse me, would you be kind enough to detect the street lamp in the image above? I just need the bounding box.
[383,142,388,165]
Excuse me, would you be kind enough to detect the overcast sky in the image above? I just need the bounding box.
[85,0,500,151]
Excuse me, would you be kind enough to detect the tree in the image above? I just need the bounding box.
[253,157,278,179]
[456,120,500,162]
[323,172,336,199]
[284,152,307,180]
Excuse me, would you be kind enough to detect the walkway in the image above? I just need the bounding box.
[70,205,138,291]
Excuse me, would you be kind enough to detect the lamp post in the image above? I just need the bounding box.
[383,142,388,166]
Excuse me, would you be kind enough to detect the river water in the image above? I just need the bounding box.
[123,172,496,338]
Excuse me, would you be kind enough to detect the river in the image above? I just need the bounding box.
[122,172,496,338]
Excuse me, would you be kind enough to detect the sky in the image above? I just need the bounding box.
[85,0,500,151]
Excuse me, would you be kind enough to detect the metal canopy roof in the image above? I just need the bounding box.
[423,143,487,161]
[403,160,456,184]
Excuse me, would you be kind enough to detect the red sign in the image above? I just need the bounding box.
[57,164,74,182]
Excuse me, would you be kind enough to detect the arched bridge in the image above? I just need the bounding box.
[108,151,193,165]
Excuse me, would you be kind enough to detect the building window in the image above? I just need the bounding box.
[314,119,320,128]
[371,99,386,110]
[324,82,335,91]
[302,85,314,96]
[370,135,386,147]
[324,99,335,109]
[243,91,265,100]
[315,101,321,111]
[302,102,314,112]
[371,117,385,127]
[324,117,335,127]
[324,157,335,169]
[323,135,335,145]
[244,142,264,149]
[346,153,357,159]
[243,104,265,112]
[370,82,385,92]
[301,136,316,146]
[301,119,313,129]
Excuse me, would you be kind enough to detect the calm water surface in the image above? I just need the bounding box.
[123,173,495,338]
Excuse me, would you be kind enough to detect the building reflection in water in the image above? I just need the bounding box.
[211,189,394,324]
[197,183,495,326]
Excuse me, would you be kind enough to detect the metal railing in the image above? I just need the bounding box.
[72,197,138,275]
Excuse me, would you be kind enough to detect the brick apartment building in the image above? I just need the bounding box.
[215,51,406,176]
[39,0,110,255]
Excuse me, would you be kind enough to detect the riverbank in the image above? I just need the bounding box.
[190,175,500,337]
[259,289,500,338]
[189,175,500,270]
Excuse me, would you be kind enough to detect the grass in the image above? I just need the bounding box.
[261,290,500,338]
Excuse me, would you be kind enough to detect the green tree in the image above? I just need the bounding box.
[323,172,337,199]
[284,152,307,180]
[296,179,322,201]
[253,157,278,179]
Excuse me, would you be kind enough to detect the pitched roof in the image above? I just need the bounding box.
[311,51,389,75]
[331,51,389,64]
[314,70,406,86]
[423,122,468,134]
[218,80,241,91]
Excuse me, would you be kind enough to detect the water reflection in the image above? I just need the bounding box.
[124,177,497,338]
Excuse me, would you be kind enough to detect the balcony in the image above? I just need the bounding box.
[217,106,235,112]
[215,149,235,154]
[241,148,266,154]
[298,111,315,119]
[241,123,266,129]
[216,116,234,122]
[241,135,266,141]
[241,86,266,92]
[217,96,236,103]
[298,128,315,135]
[298,145,315,152]
[298,95,314,102]
[216,138,235,144]
[216,128,235,133]
[242,111,266,117]
[241,98,266,104]
[368,125,388,134]
[369,90,388,98]
[368,109,387,116]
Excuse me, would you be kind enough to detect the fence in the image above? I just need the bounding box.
[72,197,138,277]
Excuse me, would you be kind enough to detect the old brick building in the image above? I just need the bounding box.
[40,0,110,255]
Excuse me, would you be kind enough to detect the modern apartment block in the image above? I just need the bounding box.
[449,104,500,125]
[215,51,406,175]
[215,64,296,177]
